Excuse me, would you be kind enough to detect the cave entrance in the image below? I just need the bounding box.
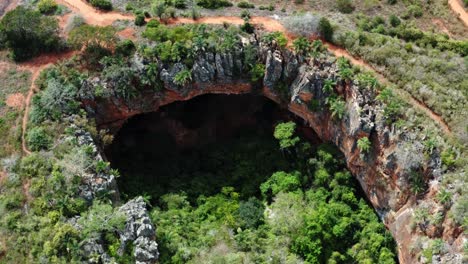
[105,94,321,204]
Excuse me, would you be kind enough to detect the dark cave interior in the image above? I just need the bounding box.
[105,94,323,204]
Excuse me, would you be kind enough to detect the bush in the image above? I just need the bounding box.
[357,137,371,153]
[259,4,274,11]
[241,21,254,33]
[260,171,302,198]
[197,0,232,9]
[0,7,61,61]
[336,0,354,13]
[237,1,254,8]
[135,13,146,26]
[387,0,396,4]
[174,0,186,9]
[240,10,250,19]
[319,17,333,41]
[238,197,265,228]
[27,127,51,151]
[250,63,265,82]
[38,0,58,14]
[408,5,423,18]
[274,122,300,149]
[88,0,112,10]
[389,15,401,27]
[115,39,136,56]
[174,69,192,86]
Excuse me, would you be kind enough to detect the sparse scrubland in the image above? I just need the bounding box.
[0,0,466,263]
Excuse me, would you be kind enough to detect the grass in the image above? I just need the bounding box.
[0,61,31,159]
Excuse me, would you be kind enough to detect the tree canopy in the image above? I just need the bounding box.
[0,7,61,61]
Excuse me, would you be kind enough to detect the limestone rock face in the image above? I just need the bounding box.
[264,50,283,89]
[80,39,463,264]
[72,124,119,202]
[119,197,159,264]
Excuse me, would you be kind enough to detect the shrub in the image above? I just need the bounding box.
[260,171,302,198]
[240,10,250,19]
[259,5,274,11]
[175,0,187,9]
[0,7,61,61]
[125,3,134,11]
[237,1,254,8]
[88,0,112,10]
[357,137,371,153]
[328,96,346,120]
[147,19,161,28]
[174,69,192,86]
[294,0,304,4]
[408,5,423,18]
[436,189,452,205]
[274,122,300,149]
[262,31,288,47]
[238,197,265,228]
[292,37,311,55]
[250,63,265,82]
[190,7,201,19]
[38,0,58,14]
[409,170,425,194]
[115,39,136,56]
[389,15,401,27]
[241,21,254,33]
[197,0,233,9]
[27,127,51,151]
[387,0,396,4]
[319,17,333,41]
[336,0,354,13]
[135,13,146,26]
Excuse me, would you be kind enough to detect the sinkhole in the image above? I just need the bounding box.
[104,93,397,263]
[105,94,322,204]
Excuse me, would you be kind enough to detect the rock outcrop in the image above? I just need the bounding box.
[119,197,159,264]
[79,36,464,263]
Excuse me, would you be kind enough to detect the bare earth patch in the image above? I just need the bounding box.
[5,93,25,109]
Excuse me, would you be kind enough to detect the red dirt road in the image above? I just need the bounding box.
[449,0,468,26]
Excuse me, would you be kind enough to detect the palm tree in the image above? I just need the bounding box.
[322,79,336,94]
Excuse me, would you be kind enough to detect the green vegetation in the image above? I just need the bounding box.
[237,1,254,8]
[197,0,232,9]
[26,127,51,151]
[319,17,334,41]
[37,0,58,14]
[357,137,371,154]
[334,25,467,138]
[87,0,113,10]
[144,122,396,263]
[173,69,192,86]
[336,0,354,13]
[135,13,146,26]
[0,7,61,61]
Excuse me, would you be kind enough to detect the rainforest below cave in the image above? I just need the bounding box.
[106,94,397,263]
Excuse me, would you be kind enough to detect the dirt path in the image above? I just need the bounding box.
[56,0,133,26]
[432,19,453,37]
[449,0,468,26]
[19,52,76,155]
